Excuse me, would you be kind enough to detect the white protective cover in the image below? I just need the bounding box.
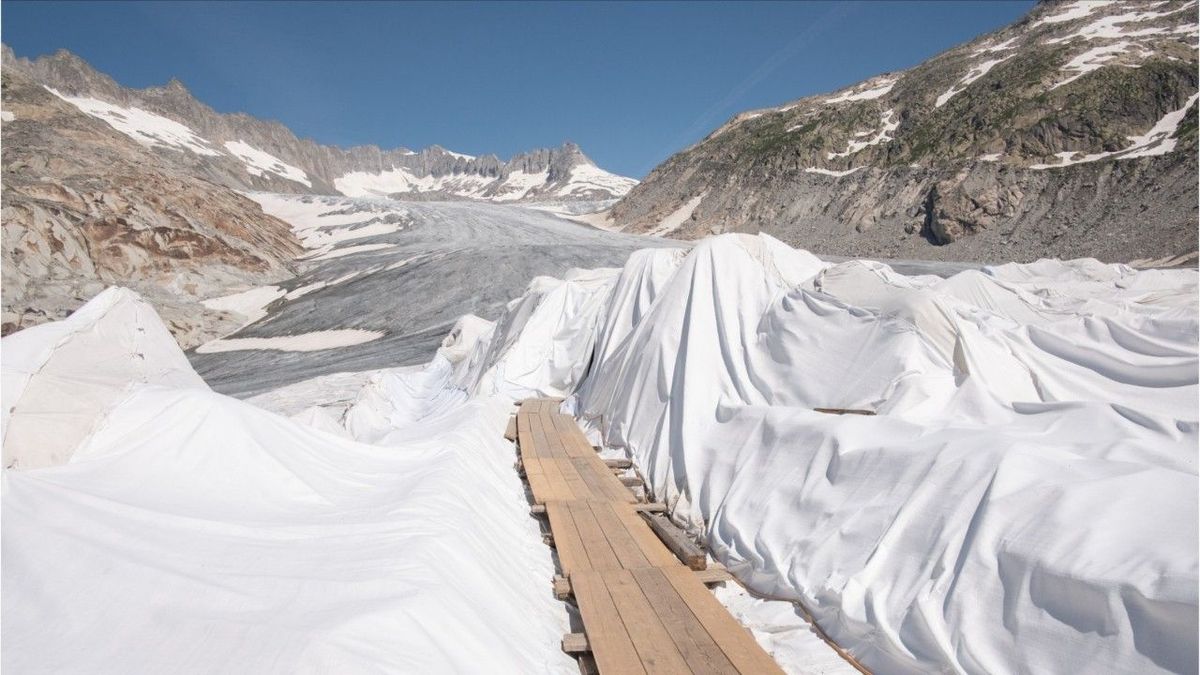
[3,233,1197,674]
[1,287,208,469]
[1,291,574,674]
[456,233,1199,675]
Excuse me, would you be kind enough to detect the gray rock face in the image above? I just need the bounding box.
[1,69,302,346]
[1,45,637,202]
[610,0,1199,264]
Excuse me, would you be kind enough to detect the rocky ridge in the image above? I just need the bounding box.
[1,45,637,203]
[610,0,1199,264]
[1,69,302,345]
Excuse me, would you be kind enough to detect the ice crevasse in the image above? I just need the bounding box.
[3,232,1197,674]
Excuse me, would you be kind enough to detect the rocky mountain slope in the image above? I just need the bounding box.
[1,45,637,203]
[1,46,637,344]
[610,0,1199,264]
[1,69,302,345]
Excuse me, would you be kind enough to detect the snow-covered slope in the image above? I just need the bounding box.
[331,144,638,203]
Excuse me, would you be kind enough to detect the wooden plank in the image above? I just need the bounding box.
[571,456,632,505]
[549,411,594,459]
[633,503,668,514]
[569,500,622,572]
[517,411,533,451]
[604,458,633,469]
[541,412,574,460]
[571,571,647,675]
[619,475,644,488]
[631,567,739,675]
[527,409,553,459]
[547,502,591,576]
[530,504,547,516]
[588,501,652,570]
[661,566,785,675]
[577,454,639,504]
[603,568,692,673]
[552,458,599,502]
[643,512,706,570]
[504,415,518,442]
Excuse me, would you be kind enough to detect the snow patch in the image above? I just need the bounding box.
[1030,92,1199,168]
[195,329,385,353]
[825,78,897,104]
[1047,6,1182,43]
[972,36,1020,54]
[306,243,398,261]
[556,164,639,198]
[1052,41,1140,88]
[645,192,707,237]
[490,169,550,202]
[1,109,14,122]
[334,167,494,200]
[980,153,1003,162]
[48,88,220,156]
[201,285,285,327]
[1032,0,1115,27]
[827,109,898,159]
[804,166,864,177]
[935,56,1013,107]
[223,140,312,187]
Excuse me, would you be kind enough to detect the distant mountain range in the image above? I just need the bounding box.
[0,45,635,342]
[609,0,1199,265]
[1,45,636,203]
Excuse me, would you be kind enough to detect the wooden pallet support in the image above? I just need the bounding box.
[504,415,518,441]
[632,502,667,513]
[553,575,572,600]
[603,458,633,469]
[694,567,733,585]
[561,633,590,654]
[618,475,644,488]
[642,512,707,570]
[531,504,547,516]
[814,407,876,416]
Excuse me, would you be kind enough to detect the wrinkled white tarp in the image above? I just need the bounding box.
[453,233,1199,675]
[2,288,207,469]
[1,292,574,673]
[4,232,1197,674]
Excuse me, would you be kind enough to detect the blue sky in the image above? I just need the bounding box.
[3,1,1034,177]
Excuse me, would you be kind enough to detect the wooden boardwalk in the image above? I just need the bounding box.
[513,399,784,675]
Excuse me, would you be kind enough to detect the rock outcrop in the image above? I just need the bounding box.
[1,70,302,345]
[610,0,1199,264]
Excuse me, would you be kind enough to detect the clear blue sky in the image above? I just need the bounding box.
[3,1,1034,177]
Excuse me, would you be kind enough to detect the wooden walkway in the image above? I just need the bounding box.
[512,398,784,675]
